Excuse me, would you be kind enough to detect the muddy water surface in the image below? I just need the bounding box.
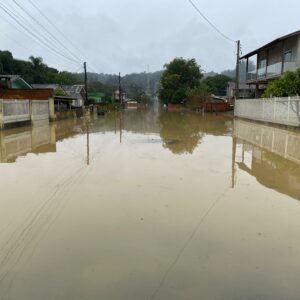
[0,110,300,300]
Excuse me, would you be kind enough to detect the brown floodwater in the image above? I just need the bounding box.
[0,109,300,300]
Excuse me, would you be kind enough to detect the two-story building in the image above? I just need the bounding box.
[241,30,300,97]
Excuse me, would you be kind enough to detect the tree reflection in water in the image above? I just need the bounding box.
[159,112,205,155]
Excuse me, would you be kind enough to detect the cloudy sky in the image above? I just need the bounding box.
[0,0,299,75]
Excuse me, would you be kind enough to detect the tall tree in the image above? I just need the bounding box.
[202,74,232,96]
[159,58,203,104]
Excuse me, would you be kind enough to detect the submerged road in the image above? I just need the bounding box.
[0,109,299,300]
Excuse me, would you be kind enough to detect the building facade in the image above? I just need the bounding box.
[241,30,300,96]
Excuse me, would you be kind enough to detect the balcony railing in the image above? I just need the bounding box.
[247,62,283,82]
[257,67,266,78]
[247,70,257,81]
[284,62,297,72]
[267,62,282,77]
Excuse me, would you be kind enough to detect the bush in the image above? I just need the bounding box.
[263,69,300,98]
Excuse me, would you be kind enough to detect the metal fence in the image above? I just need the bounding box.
[235,97,300,127]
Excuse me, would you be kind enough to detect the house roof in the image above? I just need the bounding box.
[62,85,85,100]
[241,30,300,59]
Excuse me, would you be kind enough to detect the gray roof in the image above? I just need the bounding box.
[62,85,85,100]
[241,30,300,59]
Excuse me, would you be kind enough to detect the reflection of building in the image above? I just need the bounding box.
[0,123,56,163]
[232,119,300,200]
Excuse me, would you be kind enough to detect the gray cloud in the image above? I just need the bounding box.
[0,0,299,74]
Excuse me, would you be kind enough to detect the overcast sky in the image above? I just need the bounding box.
[0,0,299,75]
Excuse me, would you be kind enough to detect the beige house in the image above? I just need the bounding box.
[241,30,300,96]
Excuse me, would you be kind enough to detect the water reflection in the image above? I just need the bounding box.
[233,119,300,200]
[0,122,56,163]
[0,110,300,299]
[0,110,234,163]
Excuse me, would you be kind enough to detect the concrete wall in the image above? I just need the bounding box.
[3,100,30,124]
[0,99,51,128]
[31,100,50,123]
[235,97,300,127]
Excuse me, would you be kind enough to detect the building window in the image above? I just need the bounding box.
[284,50,292,63]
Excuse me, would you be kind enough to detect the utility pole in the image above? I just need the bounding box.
[84,62,88,106]
[235,40,241,100]
[118,72,122,107]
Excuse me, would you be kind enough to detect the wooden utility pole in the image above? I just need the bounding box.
[235,40,241,100]
[118,72,122,107]
[84,62,88,106]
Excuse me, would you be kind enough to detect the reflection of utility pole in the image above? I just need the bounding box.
[86,121,90,166]
[232,135,237,189]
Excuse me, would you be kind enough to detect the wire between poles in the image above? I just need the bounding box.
[187,0,236,43]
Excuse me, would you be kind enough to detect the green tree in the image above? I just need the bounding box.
[263,69,300,97]
[159,58,203,104]
[186,82,211,109]
[202,74,232,96]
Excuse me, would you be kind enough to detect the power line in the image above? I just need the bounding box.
[2,1,78,63]
[26,0,105,73]
[0,14,78,69]
[26,0,87,60]
[187,0,236,43]
[3,0,81,63]
[0,2,80,66]
[11,0,83,63]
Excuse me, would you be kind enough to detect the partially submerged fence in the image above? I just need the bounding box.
[235,97,300,127]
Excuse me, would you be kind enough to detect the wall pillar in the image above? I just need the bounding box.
[49,97,56,121]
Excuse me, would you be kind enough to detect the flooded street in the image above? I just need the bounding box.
[0,109,300,300]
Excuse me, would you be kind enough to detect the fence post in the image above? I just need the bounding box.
[287,97,291,121]
[273,99,276,121]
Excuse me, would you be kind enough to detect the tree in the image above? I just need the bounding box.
[159,58,203,104]
[202,74,232,96]
[263,69,300,97]
[186,82,211,109]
